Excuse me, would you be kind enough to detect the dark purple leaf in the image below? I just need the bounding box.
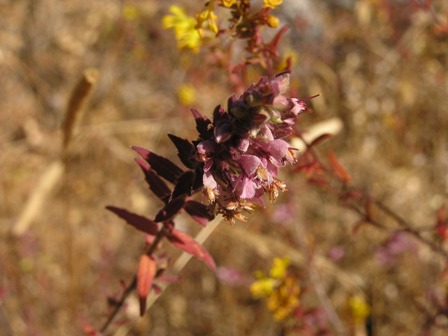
[171,171,195,199]
[213,105,227,121]
[192,167,204,192]
[135,158,171,203]
[184,200,214,227]
[167,229,216,270]
[106,206,158,236]
[167,134,197,169]
[132,146,183,183]
[154,195,186,223]
[191,108,212,139]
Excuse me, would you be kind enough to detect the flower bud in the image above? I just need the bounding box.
[266,15,279,28]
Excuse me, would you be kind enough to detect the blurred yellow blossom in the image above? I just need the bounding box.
[162,6,202,52]
[222,0,236,8]
[251,257,300,321]
[266,15,280,28]
[267,277,300,321]
[269,257,290,279]
[348,295,371,324]
[177,84,196,106]
[123,5,138,21]
[196,8,219,36]
[250,277,277,298]
[263,0,283,9]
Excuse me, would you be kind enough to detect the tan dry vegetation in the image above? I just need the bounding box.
[1,0,448,335]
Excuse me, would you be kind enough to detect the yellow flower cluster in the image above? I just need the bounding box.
[162,5,220,53]
[122,5,138,21]
[250,258,300,321]
[263,0,283,9]
[162,6,202,52]
[222,0,236,7]
[196,8,219,36]
[177,84,196,106]
[162,1,285,53]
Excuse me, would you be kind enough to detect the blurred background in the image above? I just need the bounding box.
[1,0,448,335]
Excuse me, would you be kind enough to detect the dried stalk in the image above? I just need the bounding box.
[62,68,98,150]
[11,68,98,237]
[11,161,65,237]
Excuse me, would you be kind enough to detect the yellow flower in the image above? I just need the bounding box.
[266,15,280,28]
[196,9,219,35]
[123,5,138,21]
[251,258,300,321]
[177,84,196,106]
[279,48,299,70]
[222,0,236,8]
[263,0,283,9]
[348,295,371,324]
[267,277,300,320]
[162,6,202,52]
[250,277,277,298]
[269,257,290,279]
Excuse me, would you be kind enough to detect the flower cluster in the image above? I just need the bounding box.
[250,257,300,321]
[162,1,285,55]
[104,72,305,329]
[192,72,305,221]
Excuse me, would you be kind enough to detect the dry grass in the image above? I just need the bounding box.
[1,0,448,335]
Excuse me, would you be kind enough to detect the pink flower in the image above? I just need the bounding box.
[191,72,306,222]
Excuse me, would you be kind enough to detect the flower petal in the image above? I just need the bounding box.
[239,155,262,177]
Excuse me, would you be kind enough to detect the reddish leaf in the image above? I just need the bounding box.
[269,26,289,51]
[308,177,328,188]
[167,229,216,271]
[132,146,183,183]
[137,254,157,316]
[106,206,158,236]
[184,200,215,227]
[328,151,351,183]
[309,133,332,147]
